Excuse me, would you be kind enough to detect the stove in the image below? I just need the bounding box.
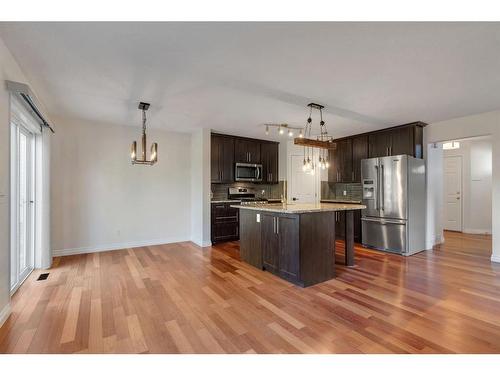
[228,187,270,205]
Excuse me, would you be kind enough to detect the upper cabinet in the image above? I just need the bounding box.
[211,134,234,183]
[368,122,424,158]
[235,139,261,164]
[261,142,279,184]
[368,131,392,158]
[328,122,425,184]
[211,133,279,184]
[329,139,352,183]
[352,135,368,182]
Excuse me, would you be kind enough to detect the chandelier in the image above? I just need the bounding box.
[295,103,334,174]
[130,102,158,165]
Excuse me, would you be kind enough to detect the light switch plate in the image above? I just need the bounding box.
[256,213,260,223]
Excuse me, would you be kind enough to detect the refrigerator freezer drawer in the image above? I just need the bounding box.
[361,217,407,254]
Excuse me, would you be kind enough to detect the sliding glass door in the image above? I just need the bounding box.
[11,122,35,293]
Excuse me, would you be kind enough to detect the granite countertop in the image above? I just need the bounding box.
[211,199,241,204]
[320,199,363,204]
[231,202,366,214]
[211,198,282,204]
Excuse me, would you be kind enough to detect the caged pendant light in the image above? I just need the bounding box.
[296,103,334,174]
[130,102,158,165]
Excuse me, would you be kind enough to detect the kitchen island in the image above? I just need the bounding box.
[232,202,365,287]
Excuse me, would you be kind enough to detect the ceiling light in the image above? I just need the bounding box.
[288,129,293,137]
[279,126,284,135]
[443,141,460,150]
[131,102,158,165]
[265,125,269,135]
[299,129,303,138]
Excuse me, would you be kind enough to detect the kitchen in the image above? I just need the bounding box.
[211,117,427,286]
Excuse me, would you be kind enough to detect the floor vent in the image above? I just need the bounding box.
[37,273,49,281]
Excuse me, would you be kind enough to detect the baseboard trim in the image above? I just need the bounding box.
[190,239,212,247]
[463,229,492,235]
[0,303,11,328]
[53,237,190,257]
[491,254,500,263]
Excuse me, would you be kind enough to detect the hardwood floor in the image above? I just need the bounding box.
[1,231,499,353]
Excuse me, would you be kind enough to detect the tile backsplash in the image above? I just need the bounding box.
[212,181,284,201]
[321,181,362,202]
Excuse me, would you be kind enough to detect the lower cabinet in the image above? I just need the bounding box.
[211,203,240,243]
[239,210,337,287]
[261,213,299,283]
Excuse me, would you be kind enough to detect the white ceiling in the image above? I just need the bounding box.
[1,22,500,140]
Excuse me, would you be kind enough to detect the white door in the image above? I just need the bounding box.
[443,156,462,231]
[11,123,35,293]
[289,154,317,203]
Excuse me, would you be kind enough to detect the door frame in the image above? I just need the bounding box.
[443,155,463,232]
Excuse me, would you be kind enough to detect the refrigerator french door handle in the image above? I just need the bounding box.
[374,165,380,210]
[380,164,385,211]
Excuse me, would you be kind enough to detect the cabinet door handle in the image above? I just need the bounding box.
[276,217,279,234]
[352,171,355,181]
[273,217,276,233]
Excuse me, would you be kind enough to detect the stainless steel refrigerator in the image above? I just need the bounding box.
[361,155,426,256]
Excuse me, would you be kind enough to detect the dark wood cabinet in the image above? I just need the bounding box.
[235,139,261,164]
[211,134,234,183]
[261,142,279,184]
[368,122,424,158]
[239,209,337,287]
[329,137,363,183]
[261,213,300,284]
[352,135,368,183]
[261,213,279,274]
[211,202,239,243]
[368,130,392,158]
[390,126,414,156]
[338,139,353,182]
[211,133,279,185]
[277,216,300,282]
[239,210,262,269]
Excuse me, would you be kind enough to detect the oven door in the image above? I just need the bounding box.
[235,163,263,182]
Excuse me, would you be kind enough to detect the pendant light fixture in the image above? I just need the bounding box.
[296,103,334,174]
[130,102,158,165]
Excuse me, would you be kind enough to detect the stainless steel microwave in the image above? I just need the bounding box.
[235,163,263,182]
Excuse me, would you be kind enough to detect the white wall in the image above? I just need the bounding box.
[425,111,500,262]
[51,116,192,255]
[190,128,211,247]
[443,137,492,234]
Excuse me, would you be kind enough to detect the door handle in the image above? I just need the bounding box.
[380,164,385,211]
[374,165,380,210]
[456,197,460,200]
[292,197,298,201]
[276,217,279,234]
